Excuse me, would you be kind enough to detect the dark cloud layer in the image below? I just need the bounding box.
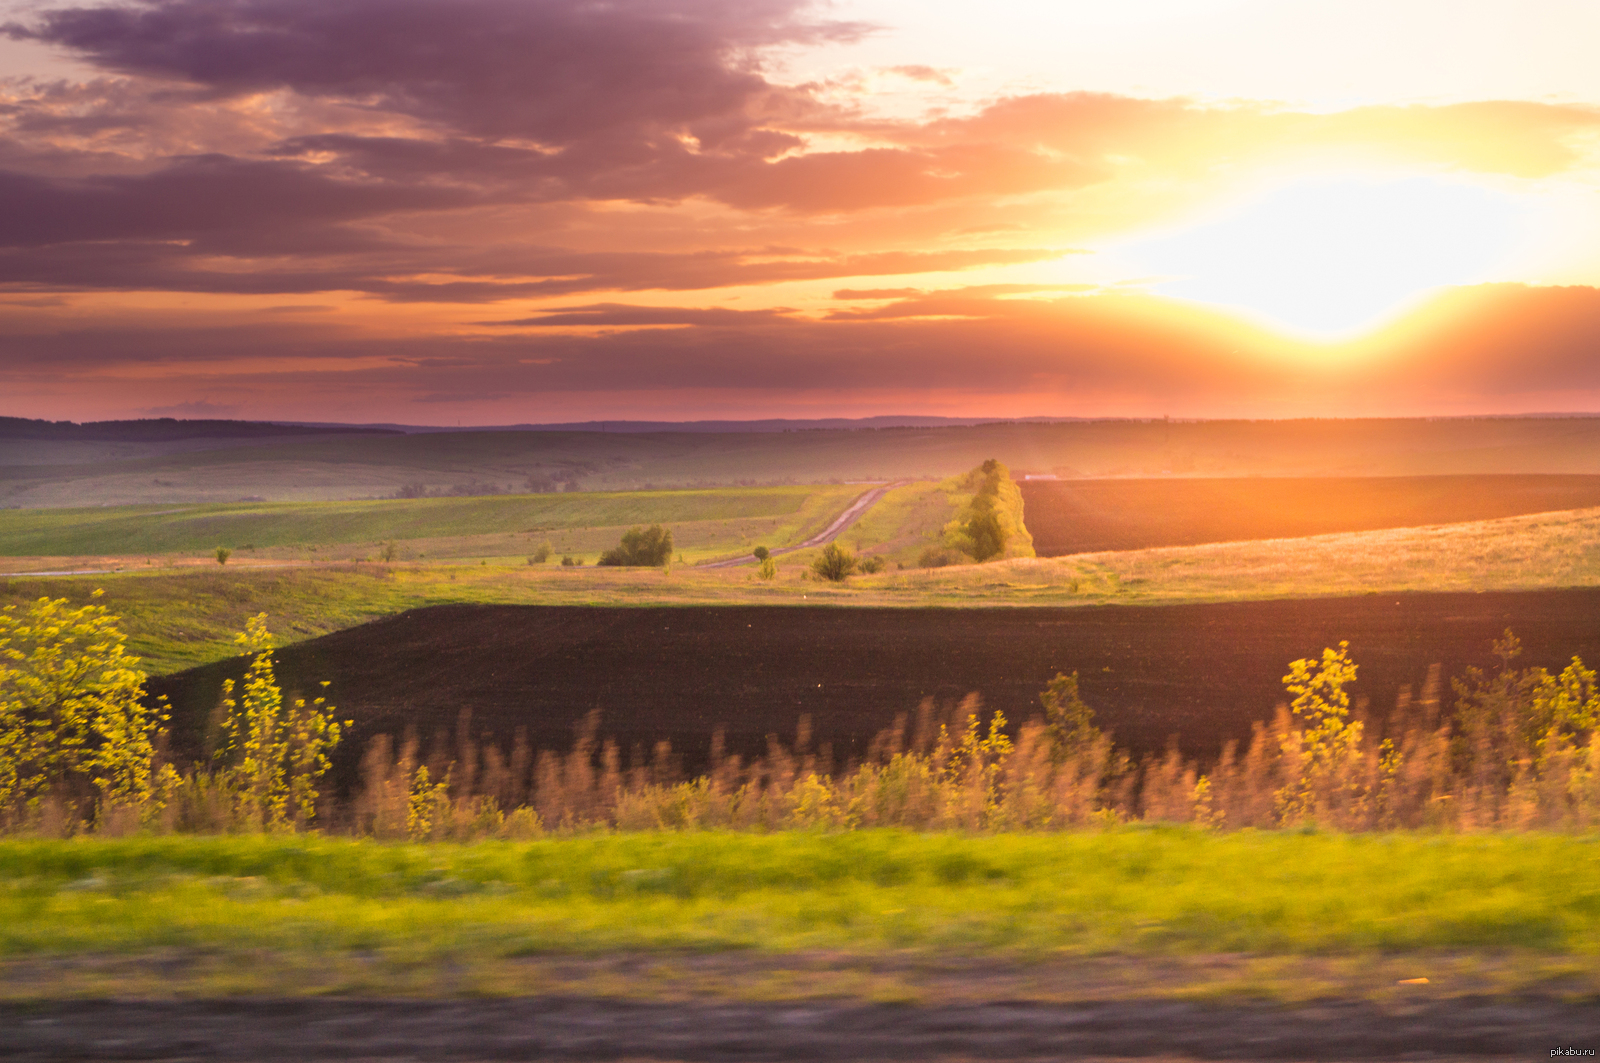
[12,285,1600,413]
[8,0,858,142]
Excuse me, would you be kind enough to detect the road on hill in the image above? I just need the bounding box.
[697,480,908,568]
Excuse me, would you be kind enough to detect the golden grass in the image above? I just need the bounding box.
[863,504,1600,604]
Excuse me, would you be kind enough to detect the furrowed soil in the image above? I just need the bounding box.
[149,588,1600,783]
[1020,473,1600,554]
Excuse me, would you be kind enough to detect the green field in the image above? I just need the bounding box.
[1,832,1595,1000]
[0,484,865,564]
[15,417,1600,508]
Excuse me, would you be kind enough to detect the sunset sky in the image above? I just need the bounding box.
[3,0,1600,424]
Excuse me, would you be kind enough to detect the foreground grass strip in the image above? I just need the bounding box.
[3,832,1599,962]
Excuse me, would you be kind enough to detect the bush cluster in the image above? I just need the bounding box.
[597,524,673,567]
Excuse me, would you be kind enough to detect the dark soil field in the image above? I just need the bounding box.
[1019,474,1600,555]
[149,589,1600,785]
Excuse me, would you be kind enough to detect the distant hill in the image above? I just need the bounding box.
[278,415,1098,434]
[0,417,401,442]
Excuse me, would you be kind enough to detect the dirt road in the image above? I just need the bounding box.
[697,480,908,568]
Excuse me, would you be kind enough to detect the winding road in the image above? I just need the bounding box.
[697,480,908,569]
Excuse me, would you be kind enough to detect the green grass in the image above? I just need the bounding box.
[834,480,961,565]
[2,832,1597,964]
[0,485,860,558]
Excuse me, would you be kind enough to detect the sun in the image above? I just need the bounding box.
[1120,175,1523,339]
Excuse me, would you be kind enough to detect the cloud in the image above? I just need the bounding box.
[138,399,243,417]
[485,304,798,328]
[0,155,468,249]
[881,65,955,87]
[5,0,864,143]
[1,0,1597,422]
[0,237,1076,301]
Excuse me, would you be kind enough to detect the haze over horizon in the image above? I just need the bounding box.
[3,0,1600,425]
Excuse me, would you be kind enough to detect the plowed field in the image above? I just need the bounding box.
[148,590,1600,785]
[1019,474,1600,555]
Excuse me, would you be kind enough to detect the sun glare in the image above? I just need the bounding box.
[1123,176,1523,339]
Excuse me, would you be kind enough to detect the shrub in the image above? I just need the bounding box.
[379,542,397,563]
[1040,671,1101,763]
[212,614,346,829]
[528,543,551,564]
[757,556,778,579]
[918,546,961,568]
[858,555,886,574]
[0,592,173,827]
[597,524,673,567]
[1277,641,1364,822]
[812,543,857,581]
[561,555,581,566]
[215,546,231,565]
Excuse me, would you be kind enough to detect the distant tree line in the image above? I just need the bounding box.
[0,417,394,442]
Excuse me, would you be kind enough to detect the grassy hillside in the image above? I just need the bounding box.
[0,485,862,562]
[8,503,1600,675]
[14,416,1600,507]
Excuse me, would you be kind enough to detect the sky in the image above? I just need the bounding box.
[2,0,1600,424]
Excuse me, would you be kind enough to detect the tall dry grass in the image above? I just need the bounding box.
[321,642,1600,839]
[15,631,1600,838]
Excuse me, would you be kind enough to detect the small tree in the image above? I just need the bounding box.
[752,546,770,562]
[1039,671,1101,763]
[214,614,345,829]
[963,510,1007,562]
[379,542,398,563]
[811,543,857,582]
[597,525,673,566]
[215,546,231,565]
[1278,642,1363,821]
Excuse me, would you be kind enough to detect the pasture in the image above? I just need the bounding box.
[0,484,863,564]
